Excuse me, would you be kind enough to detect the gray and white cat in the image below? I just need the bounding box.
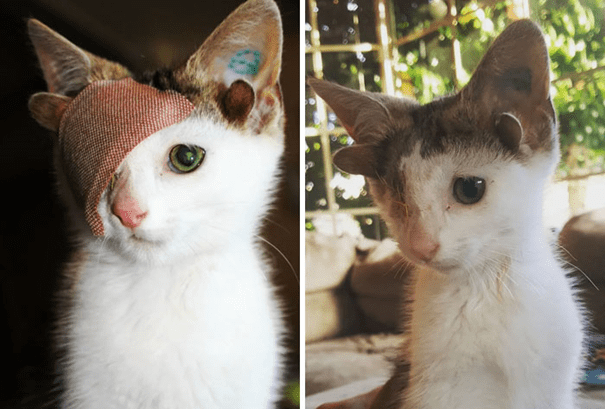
[310,20,584,409]
[27,0,285,407]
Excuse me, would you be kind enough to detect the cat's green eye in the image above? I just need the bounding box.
[453,177,486,205]
[168,145,205,174]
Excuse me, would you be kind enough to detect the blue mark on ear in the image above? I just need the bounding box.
[228,50,262,76]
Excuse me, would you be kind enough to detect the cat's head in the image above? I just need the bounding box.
[28,0,284,263]
[309,20,557,274]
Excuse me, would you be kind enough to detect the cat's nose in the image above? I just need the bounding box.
[112,201,148,229]
[410,239,440,263]
[111,192,148,229]
[112,205,148,229]
[409,223,440,262]
[110,174,148,230]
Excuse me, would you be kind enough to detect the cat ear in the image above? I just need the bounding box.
[461,19,555,152]
[307,78,391,144]
[28,19,130,96]
[308,78,393,178]
[179,0,282,127]
[28,92,72,132]
[28,19,130,133]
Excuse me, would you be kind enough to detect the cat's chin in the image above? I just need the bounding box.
[117,235,170,261]
[107,221,171,245]
[128,231,164,245]
[95,226,177,264]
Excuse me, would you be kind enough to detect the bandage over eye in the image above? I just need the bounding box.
[58,78,196,236]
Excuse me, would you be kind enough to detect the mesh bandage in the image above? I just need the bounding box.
[58,78,195,236]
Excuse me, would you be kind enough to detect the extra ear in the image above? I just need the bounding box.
[178,0,282,128]
[495,112,523,153]
[461,19,555,152]
[28,19,130,131]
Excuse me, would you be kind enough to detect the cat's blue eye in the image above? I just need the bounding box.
[168,145,205,174]
[453,177,486,205]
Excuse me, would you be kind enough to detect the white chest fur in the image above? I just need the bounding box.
[63,244,281,409]
[405,244,584,409]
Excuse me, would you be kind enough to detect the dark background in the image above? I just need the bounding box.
[0,0,300,406]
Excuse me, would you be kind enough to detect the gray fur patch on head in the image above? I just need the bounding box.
[371,95,519,197]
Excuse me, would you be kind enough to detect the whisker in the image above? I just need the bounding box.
[560,259,599,291]
[254,234,299,284]
[94,235,109,266]
[261,215,292,233]
[553,243,599,290]
[201,220,298,283]
[389,257,411,280]
[555,243,578,262]
[493,264,514,300]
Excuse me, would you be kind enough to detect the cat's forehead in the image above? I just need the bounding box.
[135,70,225,122]
[398,143,502,178]
[379,95,511,169]
[378,104,509,193]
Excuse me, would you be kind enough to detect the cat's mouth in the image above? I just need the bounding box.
[128,231,164,246]
[417,258,461,274]
[402,249,459,273]
[430,262,458,273]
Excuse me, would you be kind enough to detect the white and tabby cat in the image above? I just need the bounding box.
[27,0,285,407]
[310,20,584,409]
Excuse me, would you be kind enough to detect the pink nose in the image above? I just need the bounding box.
[409,224,440,263]
[112,205,148,229]
[111,189,148,229]
[410,240,440,263]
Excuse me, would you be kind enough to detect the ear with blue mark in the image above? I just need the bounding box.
[180,0,283,128]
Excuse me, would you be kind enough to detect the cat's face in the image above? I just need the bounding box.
[368,126,549,274]
[310,19,557,275]
[27,0,285,263]
[96,116,282,263]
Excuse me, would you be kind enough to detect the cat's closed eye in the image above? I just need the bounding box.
[168,144,206,174]
[452,176,485,205]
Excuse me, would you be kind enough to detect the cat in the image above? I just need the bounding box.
[27,0,285,407]
[309,19,585,409]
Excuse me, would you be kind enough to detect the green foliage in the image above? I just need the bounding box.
[538,0,605,175]
[394,1,509,103]
[284,380,300,406]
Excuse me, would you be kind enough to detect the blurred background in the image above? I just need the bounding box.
[0,0,299,407]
